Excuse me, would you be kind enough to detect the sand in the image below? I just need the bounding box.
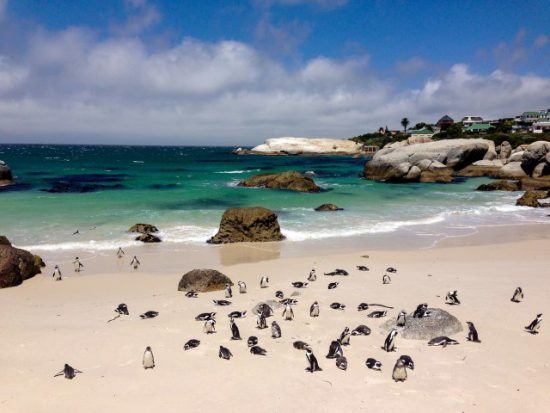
[1,238,549,412]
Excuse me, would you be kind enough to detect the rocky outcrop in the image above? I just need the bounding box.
[314,203,343,211]
[521,141,550,177]
[498,161,529,179]
[245,137,363,156]
[177,269,233,292]
[519,177,550,191]
[381,308,462,340]
[364,139,494,183]
[135,233,162,243]
[476,180,520,191]
[498,141,512,162]
[238,171,321,192]
[0,238,44,288]
[207,207,285,244]
[516,190,550,207]
[0,161,13,186]
[128,223,159,234]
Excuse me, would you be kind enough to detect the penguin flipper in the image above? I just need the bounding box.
[53,371,64,377]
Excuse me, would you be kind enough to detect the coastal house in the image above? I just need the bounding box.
[464,123,494,133]
[516,111,543,123]
[532,120,550,134]
[461,115,484,126]
[436,115,454,130]
[409,128,435,139]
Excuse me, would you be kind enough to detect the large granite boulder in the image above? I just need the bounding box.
[128,223,159,234]
[519,177,550,191]
[381,308,463,340]
[314,203,343,211]
[135,233,162,243]
[207,207,285,244]
[516,190,550,207]
[177,269,233,292]
[0,161,13,186]
[498,161,529,179]
[238,171,321,192]
[248,137,363,155]
[364,139,494,183]
[521,141,550,177]
[0,238,44,288]
[477,180,520,191]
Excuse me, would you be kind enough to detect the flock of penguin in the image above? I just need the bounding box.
[53,256,543,382]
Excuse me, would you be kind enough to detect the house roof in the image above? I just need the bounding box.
[522,111,540,117]
[464,123,494,131]
[437,115,454,123]
[410,128,434,135]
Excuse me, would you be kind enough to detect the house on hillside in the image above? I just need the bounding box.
[461,115,484,126]
[436,115,454,130]
[464,123,494,133]
[516,111,543,123]
[409,128,435,139]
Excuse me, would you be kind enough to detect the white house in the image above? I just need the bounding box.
[461,115,484,126]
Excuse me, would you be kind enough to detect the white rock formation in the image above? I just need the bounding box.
[250,137,363,155]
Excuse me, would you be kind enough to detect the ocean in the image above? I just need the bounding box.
[0,144,547,252]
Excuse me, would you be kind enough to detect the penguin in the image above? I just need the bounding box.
[283,303,294,321]
[511,287,523,303]
[230,317,242,340]
[396,310,407,327]
[338,327,351,346]
[351,325,371,336]
[365,358,382,371]
[250,345,267,356]
[382,274,391,284]
[260,276,269,288]
[324,269,348,276]
[293,341,310,350]
[356,265,369,271]
[213,300,231,306]
[257,313,268,329]
[292,281,308,288]
[412,303,429,318]
[115,303,129,315]
[238,281,247,294]
[139,311,159,319]
[306,349,322,372]
[219,346,232,360]
[260,303,274,318]
[428,336,459,347]
[399,355,414,370]
[525,313,543,334]
[328,282,339,290]
[203,319,216,334]
[247,336,259,347]
[275,290,284,299]
[392,359,407,382]
[225,284,233,298]
[445,290,460,305]
[335,355,348,371]
[383,328,398,352]
[326,340,343,359]
[130,256,140,270]
[143,346,155,369]
[184,339,200,350]
[54,363,82,379]
[357,303,369,311]
[307,269,317,281]
[195,312,216,321]
[330,302,345,310]
[73,257,84,272]
[387,267,397,273]
[310,301,320,317]
[367,310,387,318]
[280,298,298,306]
[271,321,282,338]
[228,311,247,319]
[466,321,481,342]
[185,291,198,298]
[116,247,125,258]
[52,265,62,281]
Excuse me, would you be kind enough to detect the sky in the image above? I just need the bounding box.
[0,0,549,145]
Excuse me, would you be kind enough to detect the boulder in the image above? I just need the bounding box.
[406,165,421,180]
[381,308,463,340]
[419,168,454,183]
[135,233,162,243]
[521,141,550,176]
[0,161,13,186]
[508,151,524,163]
[532,162,550,179]
[207,207,285,244]
[128,223,159,234]
[472,159,503,167]
[498,141,512,162]
[177,269,233,292]
[252,300,283,315]
[498,162,528,179]
[516,190,550,207]
[248,137,363,155]
[238,171,321,192]
[0,236,11,246]
[519,177,550,191]
[477,180,520,191]
[457,165,501,178]
[0,238,44,288]
[314,203,343,212]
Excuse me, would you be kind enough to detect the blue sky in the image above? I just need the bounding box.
[0,0,549,144]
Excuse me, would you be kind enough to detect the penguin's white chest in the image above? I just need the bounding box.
[143,352,155,368]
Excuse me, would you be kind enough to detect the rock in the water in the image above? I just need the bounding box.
[128,223,159,234]
[314,203,343,212]
[177,269,233,292]
[516,190,550,207]
[207,207,285,244]
[0,161,13,186]
[519,177,550,191]
[498,161,529,179]
[0,238,44,288]
[248,137,363,155]
[238,171,321,192]
[521,141,550,177]
[476,180,520,192]
[135,233,162,243]
[381,308,463,340]
[0,236,11,246]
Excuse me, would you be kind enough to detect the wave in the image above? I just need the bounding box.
[214,169,260,174]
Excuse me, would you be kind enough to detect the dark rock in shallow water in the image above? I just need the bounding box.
[476,180,520,192]
[207,207,285,244]
[135,233,162,243]
[178,269,233,292]
[516,190,550,207]
[128,223,159,234]
[148,183,179,190]
[41,173,128,193]
[238,171,321,192]
[0,183,33,192]
[381,308,462,340]
[0,161,13,186]
[519,177,550,191]
[315,203,343,211]
[0,237,44,288]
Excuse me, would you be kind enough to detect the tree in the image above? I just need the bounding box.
[401,117,410,132]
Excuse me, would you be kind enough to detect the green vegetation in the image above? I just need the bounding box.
[349,131,407,147]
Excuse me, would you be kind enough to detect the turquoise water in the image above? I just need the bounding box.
[0,144,546,252]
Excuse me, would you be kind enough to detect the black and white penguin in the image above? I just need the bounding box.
[213,300,231,306]
[247,336,259,347]
[52,265,62,281]
[116,247,125,258]
[225,284,233,298]
[367,310,387,318]
[271,321,282,338]
[428,336,459,347]
[260,276,269,288]
[396,310,407,327]
[203,319,216,334]
[283,303,295,321]
[140,311,159,319]
[292,281,308,288]
[185,291,198,298]
[275,290,284,299]
[525,313,543,334]
[257,313,268,329]
[356,265,369,271]
[306,349,322,372]
[115,303,129,315]
[143,346,155,369]
[308,269,317,281]
[230,317,242,340]
[293,341,310,350]
[54,363,82,379]
[238,281,247,294]
[250,345,267,356]
[466,321,481,342]
[280,298,298,306]
[399,355,414,370]
[326,340,343,359]
[184,339,200,350]
[383,328,398,352]
[73,257,84,272]
[338,327,351,346]
[310,301,320,317]
[365,358,382,371]
[357,303,370,311]
[228,311,246,319]
[130,256,140,270]
[445,290,460,305]
[511,287,523,303]
[387,267,397,273]
[195,312,216,321]
[336,355,348,370]
[351,325,371,336]
[382,274,391,284]
[219,346,232,360]
[412,303,429,318]
[330,302,346,310]
[324,269,348,276]
[259,303,273,318]
[328,282,339,290]
[392,359,407,382]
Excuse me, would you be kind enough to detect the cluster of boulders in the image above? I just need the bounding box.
[238,171,321,192]
[0,236,44,288]
[314,203,343,211]
[177,269,233,292]
[235,137,363,156]
[129,223,162,243]
[0,161,13,186]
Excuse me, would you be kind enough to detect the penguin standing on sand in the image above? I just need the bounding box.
[73,257,84,273]
[338,327,351,346]
[382,274,391,284]
[225,283,233,299]
[204,319,216,334]
[271,321,282,338]
[230,317,242,340]
[130,256,140,270]
[396,310,407,327]
[283,303,294,321]
[306,349,322,372]
[52,265,62,281]
[336,355,348,370]
[326,340,343,359]
[142,346,155,369]
[238,281,247,294]
[466,321,481,342]
[445,290,460,305]
[310,301,320,317]
[54,364,82,379]
[511,287,523,303]
[260,276,269,288]
[392,358,407,382]
[257,313,268,329]
[219,346,232,360]
[308,269,317,281]
[383,328,398,352]
[525,314,542,334]
[117,247,125,258]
